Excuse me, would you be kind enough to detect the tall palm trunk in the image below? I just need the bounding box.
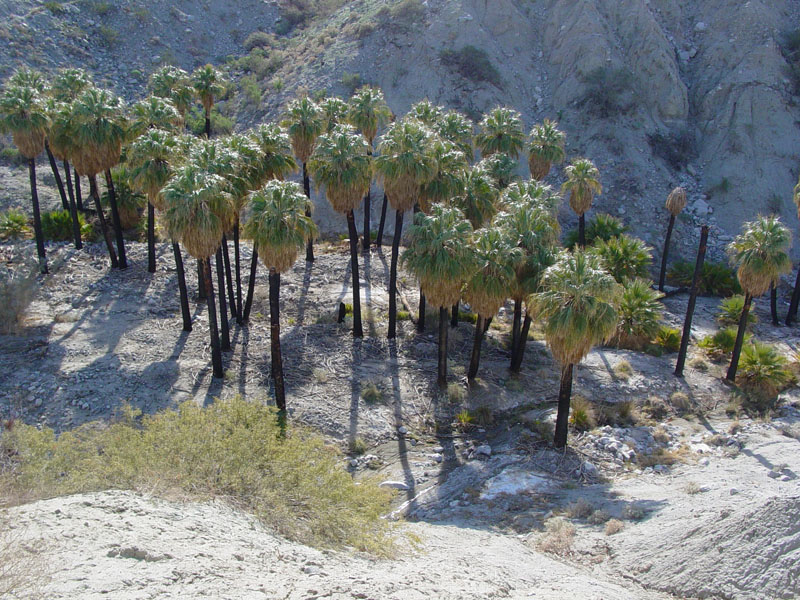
[104,169,127,270]
[204,108,211,139]
[659,214,676,291]
[675,225,708,377]
[303,162,314,262]
[222,234,237,320]
[468,316,485,383]
[451,302,459,328]
[438,306,449,389]
[233,220,243,324]
[63,161,82,250]
[510,314,532,373]
[578,214,586,248]
[89,175,118,268]
[215,248,231,351]
[375,192,388,248]
[197,260,207,301]
[64,160,75,206]
[347,210,364,337]
[28,158,48,274]
[786,266,800,326]
[147,202,156,273]
[554,363,574,448]
[204,257,224,378]
[511,299,522,359]
[74,168,83,211]
[172,241,192,332]
[418,293,426,332]
[770,283,779,326]
[45,142,69,211]
[362,186,371,252]
[388,209,404,339]
[269,268,286,410]
[726,293,753,382]
[243,248,258,324]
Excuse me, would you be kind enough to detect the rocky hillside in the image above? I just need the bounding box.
[1,0,800,259]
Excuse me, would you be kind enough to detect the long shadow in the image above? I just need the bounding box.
[389,339,417,503]
[295,259,314,325]
[348,339,363,453]
[235,325,250,398]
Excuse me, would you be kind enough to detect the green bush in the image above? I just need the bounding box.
[341,72,362,95]
[98,25,118,47]
[186,106,235,136]
[243,31,275,51]
[717,295,757,327]
[699,327,749,357]
[0,145,26,167]
[41,210,93,242]
[241,75,262,106]
[578,67,640,118]
[738,341,792,410]
[667,261,741,296]
[378,0,425,32]
[360,382,383,404]
[564,213,627,249]
[655,326,681,353]
[439,46,502,87]
[569,396,596,432]
[44,1,68,15]
[0,209,30,240]
[0,397,393,554]
[591,234,652,283]
[614,278,663,349]
[102,167,145,229]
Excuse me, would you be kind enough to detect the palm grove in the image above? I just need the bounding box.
[1,64,798,448]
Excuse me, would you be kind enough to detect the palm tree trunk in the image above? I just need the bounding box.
[303,162,314,262]
[204,108,211,139]
[554,363,574,448]
[726,293,753,382]
[451,302,459,328]
[222,234,237,320]
[204,257,224,378]
[468,316,485,383]
[510,314,532,373]
[375,192,388,248]
[234,219,243,324]
[675,225,708,377]
[89,174,118,268]
[172,241,192,332]
[511,299,522,359]
[147,202,156,273]
[659,214,676,292]
[388,209,404,339]
[579,214,586,248]
[786,265,800,326]
[484,316,492,333]
[770,283,779,326]
[197,260,207,301]
[269,268,286,411]
[104,169,127,270]
[243,248,258,324]
[215,248,231,351]
[362,186,371,252]
[45,142,69,211]
[418,293,426,332]
[438,306,449,389]
[74,168,83,211]
[346,210,364,338]
[28,158,48,275]
[63,160,82,250]
[64,160,75,206]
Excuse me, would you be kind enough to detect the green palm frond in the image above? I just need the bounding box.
[149,66,188,99]
[475,107,524,159]
[476,152,519,191]
[191,64,226,113]
[282,96,324,164]
[590,234,652,283]
[126,128,179,209]
[402,204,475,308]
[452,165,498,229]
[561,158,602,217]
[347,86,391,145]
[0,85,49,158]
[308,124,371,214]
[614,278,663,348]
[250,123,298,184]
[242,180,317,273]
[528,119,566,180]
[68,86,127,176]
[728,215,792,297]
[409,99,443,126]
[499,181,561,217]
[8,68,47,93]
[51,68,92,103]
[532,250,621,366]
[433,110,474,160]
[45,98,74,161]
[223,133,264,212]
[464,227,521,317]
[128,95,182,139]
[319,96,349,133]
[419,138,468,212]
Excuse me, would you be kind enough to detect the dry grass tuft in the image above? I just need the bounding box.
[566,497,594,519]
[587,509,611,525]
[613,359,634,380]
[0,264,37,335]
[604,519,624,535]
[537,518,575,556]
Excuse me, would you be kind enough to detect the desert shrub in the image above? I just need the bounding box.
[717,295,757,327]
[578,67,639,118]
[655,326,681,352]
[448,384,467,404]
[98,25,118,47]
[538,518,575,555]
[597,399,638,426]
[566,498,594,519]
[591,235,652,283]
[341,71,362,95]
[569,395,596,431]
[614,278,663,349]
[564,213,627,249]
[360,381,383,404]
[667,261,741,296]
[244,30,275,51]
[647,128,696,171]
[0,264,37,334]
[588,509,610,525]
[668,391,690,414]
[472,405,493,426]
[396,310,411,321]
[45,1,68,14]
[0,145,26,166]
[240,74,262,106]
[0,209,30,240]
[699,327,749,358]
[439,45,502,87]
[737,342,792,409]
[0,397,393,553]
[348,436,367,455]
[605,519,624,535]
[458,311,478,325]
[622,503,648,521]
[378,0,425,32]
[642,396,669,420]
[455,408,473,429]
[41,210,93,242]
[355,20,376,38]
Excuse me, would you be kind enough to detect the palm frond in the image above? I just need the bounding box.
[308,124,372,214]
[0,85,49,158]
[126,128,179,209]
[475,106,524,159]
[728,215,792,296]
[561,158,602,216]
[282,96,324,164]
[347,86,391,145]
[528,119,566,180]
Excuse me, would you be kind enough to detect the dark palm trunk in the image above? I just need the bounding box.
[346,210,363,337]
[484,316,492,333]
[89,175,118,268]
[438,306,449,389]
[468,316,485,383]
[362,187,371,252]
[45,142,69,211]
[204,108,211,139]
[418,293,426,332]
[770,283,779,326]
[659,214,676,292]
[233,220,243,324]
[28,158,48,275]
[147,202,156,273]
[388,209,404,339]
[554,363,574,448]
[510,314,532,373]
[375,192,388,247]
[579,214,586,248]
[74,168,83,211]
[172,241,192,332]
[269,268,286,410]
[511,299,522,359]
[204,257,223,378]
[197,260,207,301]
[222,235,237,321]
[675,225,708,377]
[451,302,459,328]
[726,292,753,382]
[64,160,75,207]
[786,266,800,326]
[243,248,258,324]
[63,160,82,250]
[215,248,231,351]
[104,169,127,270]
[303,162,314,262]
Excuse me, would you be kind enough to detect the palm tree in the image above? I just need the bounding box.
[528,119,566,180]
[475,107,524,159]
[283,96,324,262]
[348,86,391,251]
[787,176,800,325]
[452,165,498,229]
[532,250,620,448]
[149,66,193,126]
[658,186,686,291]
[0,85,50,273]
[374,118,437,338]
[163,164,233,378]
[433,109,474,161]
[320,96,348,133]
[45,98,82,249]
[308,124,372,337]
[191,65,226,138]
[726,216,792,381]
[242,124,298,323]
[409,99,443,126]
[464,228,520,382]
[403,205,474,387]
[243,180,317,410]
[477,153,519,191]
[561,158,601,248]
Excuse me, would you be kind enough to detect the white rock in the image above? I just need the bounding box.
[397,426,408,435]
[694,22,707,32]
[379,481,410,491]
[474,444,492,457]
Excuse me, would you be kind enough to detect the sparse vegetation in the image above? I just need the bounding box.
[647,128,695,171]
[360,381,384,404]
[604,519,624,535]
[613,360,634,380]
[0,263,37,334]
[669,391,691,414]
[578,67,639,118]
[667,261,741,296]
[439,46,502,87]
[655,326,681,353]
[566,498,594,519]
[699,327,749,358]
[41,210,93,242]
[538,517,575,555]
[717,295,757,327]
[569,395,596,431]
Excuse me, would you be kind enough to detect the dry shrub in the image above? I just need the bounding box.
[613,359,634,380]
[652,426,670,444]
[566,498,594,519]
[537,518,575,555]
[669,391,691,414]
[0,264,37,335]
[588,509,611,525]
[622,503,648,521]
[0,509,47,598]
[569,395,596,431]
[642,396,669,420]
[605,519,624,535]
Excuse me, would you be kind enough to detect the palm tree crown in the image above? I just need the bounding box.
[126,128,179,210]
[0,85,49,159]
[283,96,324,164]
[150,66,193,122]
[452,165,498,229]
[250,123,298,184]
[562,158,602,217]
[8,68,47,93]
[728,215,792,297]
[409,99,443,126]
[68,87,127,176]
[374,118,436,212]
[51,68,92,103]
[477,152,519,191]
[419,138,467,213]
[129,95,182,139]
[191,64,226,115]
[475,107,524,159]
[528,119,566,180]
[319,96,349,133]
[464,227,521,318]
[347,86,391,145]
[433,110,474,160]
[308,124,371,214]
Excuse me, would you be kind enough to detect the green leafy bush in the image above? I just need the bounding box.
[341,72,362,95]
[717,295,757,327]
[591,235,652,283]
[564,213,627,249]
[667,261,741,296]
[41,210,93,242]
[738,341,792,411]
[243,31,275,51]
[614,278,664,349]
[186,106,235,136]
[102,167,145,229]
[439,46,502,87]
[0,209,30,240]
[655,326,681,353]
[699,327,749,358]
[378,0,425,32]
